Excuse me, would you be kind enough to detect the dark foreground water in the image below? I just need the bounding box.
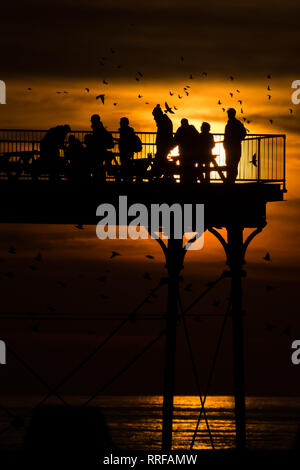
[0,396,299,451]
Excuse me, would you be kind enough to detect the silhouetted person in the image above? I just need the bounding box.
[24,405,115,466]
[173,118,199,183]
[65,135,90,183]
[197,122,215,182]
[118,117,137,181]
[38,124,71,181]
[90,114,114,180]
[224,108,246,183]
[152,104,173,177]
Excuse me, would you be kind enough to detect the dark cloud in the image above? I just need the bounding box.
[2,0,300,80]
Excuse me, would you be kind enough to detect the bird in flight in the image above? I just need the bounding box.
[229,76,234,81]
[146,254,155,259]
[189,74,193,79]
[289,108,293,114]
[250,153,257,166]
[238,100,242,104]
[137,72,143,77]
[267,85,271,91]
[103,80,108,85]
[263,252,271,261]
[113,102,118,106]
[267,74,271,79]
[165,102,174,114]
[229,92,233,98]
[178,95,182,99]
[138,94,143,99]
[75,224,84,230]
[85,88,90,92]
[96,94,105,104]
[218,100,222,105]
[110,251,121,259]
[169,91,174,96]
[267,95,271,100]
[269,119,273,124]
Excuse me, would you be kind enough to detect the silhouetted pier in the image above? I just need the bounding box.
[0,129,286,452]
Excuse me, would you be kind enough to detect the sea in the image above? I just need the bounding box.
[0,395,299,451]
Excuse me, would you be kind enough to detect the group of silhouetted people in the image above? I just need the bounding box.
[35,106,246,184]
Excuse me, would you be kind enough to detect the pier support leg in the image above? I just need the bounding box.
[161,238,184,451]
[227,225,246,451]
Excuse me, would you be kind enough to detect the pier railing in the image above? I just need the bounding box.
[0,129,286,188]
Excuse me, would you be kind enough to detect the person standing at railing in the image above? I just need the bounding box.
[36,124,71,182]
[118,117,141,182]
[90,114,114,180]
[197,122,216,182]
[173,118,199,183]
[152,104,173,178]
[224,108,246,183]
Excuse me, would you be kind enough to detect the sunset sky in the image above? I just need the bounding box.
[0,0,300,397]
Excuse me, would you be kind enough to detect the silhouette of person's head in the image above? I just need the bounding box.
[152,104,163,119]
[201,122,211,133]
[120,117,129,128]
[91,114,102,130]
[227,108,236,119]
[181,118,189,127]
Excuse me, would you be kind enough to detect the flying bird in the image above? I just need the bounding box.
[250,153,257,166]
[229,76,234,80]
[146,254,155,259]
[113,102,118,106]
[267,74,271,79]
[85,88,90,92]
[138,94,143,99]
[189,74,193,79]
[289,108,293,114]
[267,85,271,91]
[238,100,242,104]
[137,72,143,77]
[165,102,174,114]
[269,119,273,124]
[267,95,271,100]
[218,100,222,105]
[75,224,84,230]
[110,251,121,259]
[229,92,233,98]
[178,95,182,99]
[263,252,271,261]
[103,80,108,85]
[96,94,105,104]
[169,91,174,96]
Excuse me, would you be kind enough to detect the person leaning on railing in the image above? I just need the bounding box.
[32,124,71,182]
